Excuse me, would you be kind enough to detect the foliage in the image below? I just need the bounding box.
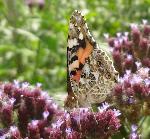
[0,0,150,92]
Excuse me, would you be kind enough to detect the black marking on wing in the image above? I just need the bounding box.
[67,47,73,94]
[81,73,86,78]
[70,70,76,76]
[78,63,84,70]
[71,46,78,53]
[70,55,78,63]
[105,71,111,79]
[77,39,86,49]
[89,73,96,80]
[70,38,86,53]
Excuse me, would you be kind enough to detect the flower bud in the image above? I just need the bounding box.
[114,40,122,51]
[112,50,121,63]
[139,38,148,50]
[44,127,62,139]
[124,41,133,51]
[142,58,150,68]
[143,25,150,36]
[132,83,143,94]
[32,88,41,97]
[35,97,46,118]
[4,83,13,96]
[25,0,34,9]
[1,103,13,126]
[125,88,135,96]
[113,84,123,96]
[108,37,115,47]
[142,86,149,96]
[124,79,131,88]
[18,100,29,135]
[13,88,22,106]
[28,120,40,139]
[66,130,80,139]
[131,27,141,45]
[37,120,48,138]
[0,128,8,136]
[38,0,45,10]
[124,55,134,69]
[10,126,21,139]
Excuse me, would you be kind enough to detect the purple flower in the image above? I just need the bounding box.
[36,83,42,88]
[0,80,121,139]
[130,132,140,139]
[143,25,150,36]
[129,125,140,139]
[108,22,149,76]
[28,120,40,139]
[43,111,49,119]
[131,125,138,132]
[44,127,62,139]
[108,37,115,47]
[1,103,13,126]
[0,81,60,138]
[25,0,45,9]
[98,102,110,112]
[139,38,148,50]
[113,109,121,117]
[9,126,21,139]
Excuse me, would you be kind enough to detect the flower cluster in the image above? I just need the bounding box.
[111,66,149,123]
[0,81,121,139]
[45,106,121,139]
[106,21,150,137]
[107,21,150,76]
[0,81,60,138]
[25,0,45,9]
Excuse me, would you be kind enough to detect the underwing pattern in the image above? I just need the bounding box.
[65,10,118,109]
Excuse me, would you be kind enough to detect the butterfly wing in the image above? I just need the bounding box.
[67,10,96,83]
[66,10,97,108]
[79,48,118,104]
[66,10,118,108]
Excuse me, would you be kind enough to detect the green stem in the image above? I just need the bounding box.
[32,40,41,81]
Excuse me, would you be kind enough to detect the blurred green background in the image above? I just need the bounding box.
[0,0,150,93]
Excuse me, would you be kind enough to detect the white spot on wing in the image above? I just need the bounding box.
[83,63,90,76]
[68,38,79,48]
[79,32,83,40]
[69,23,74,29]
[92,72,99,82]
[80,78,85,84]
[91,37,95,42]
[85,23,88,29]
[69,60,79,71]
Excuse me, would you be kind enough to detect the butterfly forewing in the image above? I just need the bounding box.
[67,10,97,82]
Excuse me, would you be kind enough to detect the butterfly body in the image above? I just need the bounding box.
[65,10,118,109]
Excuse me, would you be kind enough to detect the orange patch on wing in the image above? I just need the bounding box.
[71,41,93,82]
[77,41,93,64]
[72,70,81,82]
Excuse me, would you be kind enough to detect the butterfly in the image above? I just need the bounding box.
[65,10,118,109]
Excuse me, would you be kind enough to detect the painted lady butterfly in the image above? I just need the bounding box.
[65,10,118,109]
